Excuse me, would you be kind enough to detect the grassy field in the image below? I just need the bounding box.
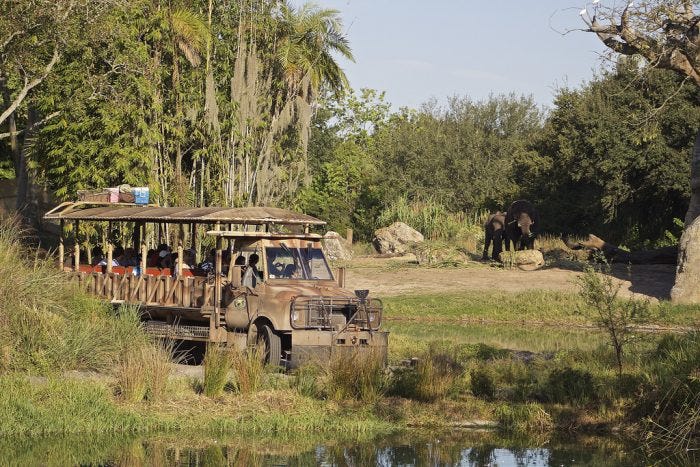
[383,290,700,327]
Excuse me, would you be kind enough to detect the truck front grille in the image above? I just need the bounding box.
[290,296,382,330]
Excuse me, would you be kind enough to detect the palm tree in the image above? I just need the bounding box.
[275,3,354,97]
[168,5,209,186]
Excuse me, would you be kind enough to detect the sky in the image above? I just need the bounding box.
[293,0,611,110]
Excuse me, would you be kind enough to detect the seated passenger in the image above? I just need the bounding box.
[198,248,215,273]
[242,253,261,288]
[98,246,123,267]
[146,249,158,267]
[91,246,105,266]
[123,248,138,267]
[282,263,297,278]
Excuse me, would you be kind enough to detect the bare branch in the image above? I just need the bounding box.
[0,111,61,139]
[0,46,60,126]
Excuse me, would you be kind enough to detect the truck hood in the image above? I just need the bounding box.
[262,281,360,301]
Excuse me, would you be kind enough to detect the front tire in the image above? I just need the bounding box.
[257,323,281,366]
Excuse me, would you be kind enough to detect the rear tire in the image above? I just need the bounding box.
[258,324,281,366]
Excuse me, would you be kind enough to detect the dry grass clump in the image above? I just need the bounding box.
[325,350,387,403]
[203,345,266,397]
[230,345,264,394]
[202,345,234,398]
[115,343,174,403]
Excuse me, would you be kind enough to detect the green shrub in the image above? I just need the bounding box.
[230,346,264,394]
[378,196,486,245]
[115,343,174,403]
[544,367,596,405]
[292,364,323,398]
[495,403,553,434]
[470,367,496,400]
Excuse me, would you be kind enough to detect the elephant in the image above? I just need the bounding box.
[504,200,540,251]
[482,211,506,261]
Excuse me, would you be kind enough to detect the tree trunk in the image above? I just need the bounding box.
[672,129,700,303]
[569,234,678,264]
[684,130,700,226]
[15,108,36,215]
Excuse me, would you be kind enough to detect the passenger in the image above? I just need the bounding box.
[91,246,105,266]
[222,250,232,274]
[98,246,123,267]
[159,250,173,269]
[198,248,215,273]
[242,253,261,288]
[174,249,195,275]
[282,263,297,279]
[146,249,158,267]
[114,246,126,266]
[123,248,138,267]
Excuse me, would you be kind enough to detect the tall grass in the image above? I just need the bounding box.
[378,196,486,245]
[115,342,174,403]
[325,350,387,403]
[203,345,234,398]
[230,346,264,394]
[0,216,146,374]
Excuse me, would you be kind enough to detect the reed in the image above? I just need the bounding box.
[230,345,265,394]
[202,345,234,398]
[325,350,387,403]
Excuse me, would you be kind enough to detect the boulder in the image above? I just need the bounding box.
[671,216,700,304]
[499,250,545,271]
[373,222,424,255]
[322,231,352,261]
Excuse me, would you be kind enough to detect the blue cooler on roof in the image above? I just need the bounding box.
[133,187,150,205]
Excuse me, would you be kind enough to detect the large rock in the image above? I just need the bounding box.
[322,231,352,261]
[373,222,424,255]
[671,216,700,304]
[499,250,545,271]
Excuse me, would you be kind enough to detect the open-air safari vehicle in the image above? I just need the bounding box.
[43,202,388,367]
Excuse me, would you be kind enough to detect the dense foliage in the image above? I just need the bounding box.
[1,2,698,247]
[305,61,698,246]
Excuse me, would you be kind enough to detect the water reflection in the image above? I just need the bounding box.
[0,431,692,466]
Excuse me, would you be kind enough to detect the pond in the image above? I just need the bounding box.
[0,430,690,466]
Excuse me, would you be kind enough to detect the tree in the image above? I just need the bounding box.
[579,1,700,300]
[519,60,699,246]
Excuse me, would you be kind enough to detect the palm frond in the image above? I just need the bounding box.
[170,8,209,67]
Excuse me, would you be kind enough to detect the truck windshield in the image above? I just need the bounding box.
[266,245,333,280]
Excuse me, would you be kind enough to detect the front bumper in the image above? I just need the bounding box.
[290,329,388,368]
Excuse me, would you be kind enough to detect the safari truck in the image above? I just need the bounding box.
[43,202,388,367]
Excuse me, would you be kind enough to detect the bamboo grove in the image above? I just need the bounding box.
[0,0,353,209]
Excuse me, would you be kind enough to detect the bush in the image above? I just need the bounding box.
[544,367,596,405]
[495,403,553,434]
[292,363,324,398]
[390,350,462,402]
[115,343,174,403]
[470,367,496,400]
[230,346,264,394]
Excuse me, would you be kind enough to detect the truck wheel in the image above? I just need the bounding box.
[258,324,282,366]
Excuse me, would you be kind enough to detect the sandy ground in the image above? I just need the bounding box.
[345,255,676,301]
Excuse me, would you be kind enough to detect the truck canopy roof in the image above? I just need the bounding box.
[44,202,326,226]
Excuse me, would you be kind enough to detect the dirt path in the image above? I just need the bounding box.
[345,256,676,301]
